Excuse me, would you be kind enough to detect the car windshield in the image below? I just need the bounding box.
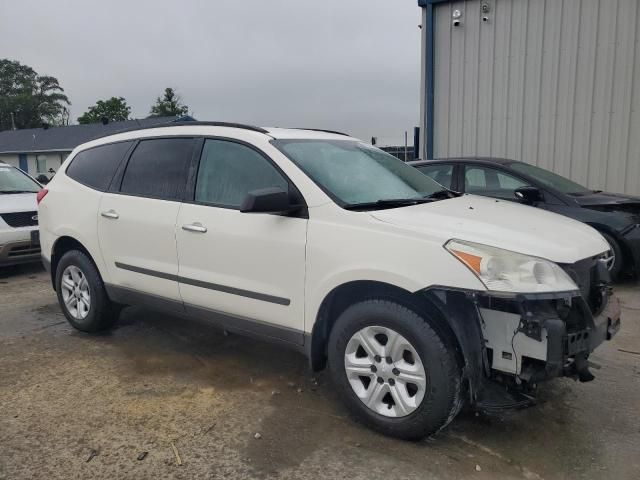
[509,161,591,195]
[0,165,40,193]
[274,139,445,208]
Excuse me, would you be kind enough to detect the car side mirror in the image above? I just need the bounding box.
[240,187,300,214]
[514,186,543,204]
[36,174,50,185]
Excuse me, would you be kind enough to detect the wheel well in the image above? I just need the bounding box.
[589,225,633,271]
[50,236,93,290]
[309,281,464,372]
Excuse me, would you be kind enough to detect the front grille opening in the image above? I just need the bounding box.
[8,245,40,257]
[1,211,38,228]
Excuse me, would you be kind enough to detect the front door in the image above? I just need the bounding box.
[176,138,307,343]
[98,137,195,304]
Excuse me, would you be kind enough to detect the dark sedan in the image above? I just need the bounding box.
[410,158,640,279]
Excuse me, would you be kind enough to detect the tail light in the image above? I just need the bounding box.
[36,189,49,205]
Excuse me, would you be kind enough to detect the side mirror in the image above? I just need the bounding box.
[514,186,543,204]
[36,174,50,185]
[240,187,299,214]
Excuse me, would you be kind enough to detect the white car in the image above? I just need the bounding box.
[0,163,42,267]
[38,122,621,439]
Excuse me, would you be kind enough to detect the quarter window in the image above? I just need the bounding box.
[195,139,288,208]
[66,141,133,191]
[120,138,193,200]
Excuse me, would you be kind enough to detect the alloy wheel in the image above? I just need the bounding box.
[344,326,427,417]
[60,265,91,320]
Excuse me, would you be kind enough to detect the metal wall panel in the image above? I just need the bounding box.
[432,0,640,195]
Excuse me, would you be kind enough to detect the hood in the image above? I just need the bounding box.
[371,195,608,264]
[572,191,640,206]
[0,193,38,214]
[571,191,640,217]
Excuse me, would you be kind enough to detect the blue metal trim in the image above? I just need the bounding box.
[424,3,435,159]
[18,153,28,172]
[418,0,454,6]
[419,0,457,5]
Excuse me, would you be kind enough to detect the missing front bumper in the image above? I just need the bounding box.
[479,291,621,383]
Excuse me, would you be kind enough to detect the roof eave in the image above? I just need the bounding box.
[0,149,73,155]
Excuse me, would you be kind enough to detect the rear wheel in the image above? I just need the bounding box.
[599,231,623,280]
[328,299,462,440]
[55,250,120,332]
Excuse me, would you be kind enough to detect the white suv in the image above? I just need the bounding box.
[38,122,621,439]
[0,163,42,267]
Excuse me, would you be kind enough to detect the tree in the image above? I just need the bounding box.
[148,87,189,117]
[0,59,71,131]
[77,97,131,124]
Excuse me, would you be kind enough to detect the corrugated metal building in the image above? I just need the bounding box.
[418,0,640,194]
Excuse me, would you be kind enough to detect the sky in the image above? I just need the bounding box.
[1,0,422,146]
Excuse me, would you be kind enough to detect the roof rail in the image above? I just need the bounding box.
[292,128,350,137]
[125,121,270,134]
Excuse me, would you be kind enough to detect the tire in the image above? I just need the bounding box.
[55,250,120,332]
[599,231,623,281]
[328,299,462,440]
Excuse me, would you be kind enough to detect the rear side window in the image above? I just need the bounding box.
[120,138,194,200]
[195,139,288,208]
[416,164,454,189]
[66,141,132,191]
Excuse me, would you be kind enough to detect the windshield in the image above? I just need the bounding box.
[509,162,591,195]
[0,165,40,193]
[274,140,445,207]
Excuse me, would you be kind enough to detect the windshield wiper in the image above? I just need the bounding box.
[344,197,435,211]
[0,190,38,194]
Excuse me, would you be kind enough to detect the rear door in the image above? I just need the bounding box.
[97,137,195,306]
[175,138,307,342]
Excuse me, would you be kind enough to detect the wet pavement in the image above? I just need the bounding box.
[1,264,639,479]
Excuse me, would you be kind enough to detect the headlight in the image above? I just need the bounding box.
[445,239,578,294]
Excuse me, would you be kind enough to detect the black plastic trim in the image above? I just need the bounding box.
[129,120,271,135]
[114,262,291,306]
[288,128,350,137]
[105,284,303,346]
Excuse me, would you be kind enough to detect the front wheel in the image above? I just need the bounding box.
[328,299,462,440]
[599,231,623,280]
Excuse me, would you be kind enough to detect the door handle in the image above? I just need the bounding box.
[100,210,119,219]
[182,222,207,233]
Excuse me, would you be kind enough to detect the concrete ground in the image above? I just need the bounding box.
[0,264,639,480]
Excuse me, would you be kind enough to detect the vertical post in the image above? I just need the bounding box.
[404,131,408,162]
[424,2,435,160]
[10,112,16,130]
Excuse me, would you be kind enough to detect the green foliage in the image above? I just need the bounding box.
[149,87,189,117]
[77,97,131,124]
[0,59,71,131]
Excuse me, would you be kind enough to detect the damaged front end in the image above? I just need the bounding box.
[424,256,621,413]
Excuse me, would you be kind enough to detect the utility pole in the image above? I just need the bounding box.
[404,131,408,162]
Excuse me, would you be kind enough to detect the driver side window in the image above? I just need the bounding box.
[195,139,289,208]
[464,165,529,200]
